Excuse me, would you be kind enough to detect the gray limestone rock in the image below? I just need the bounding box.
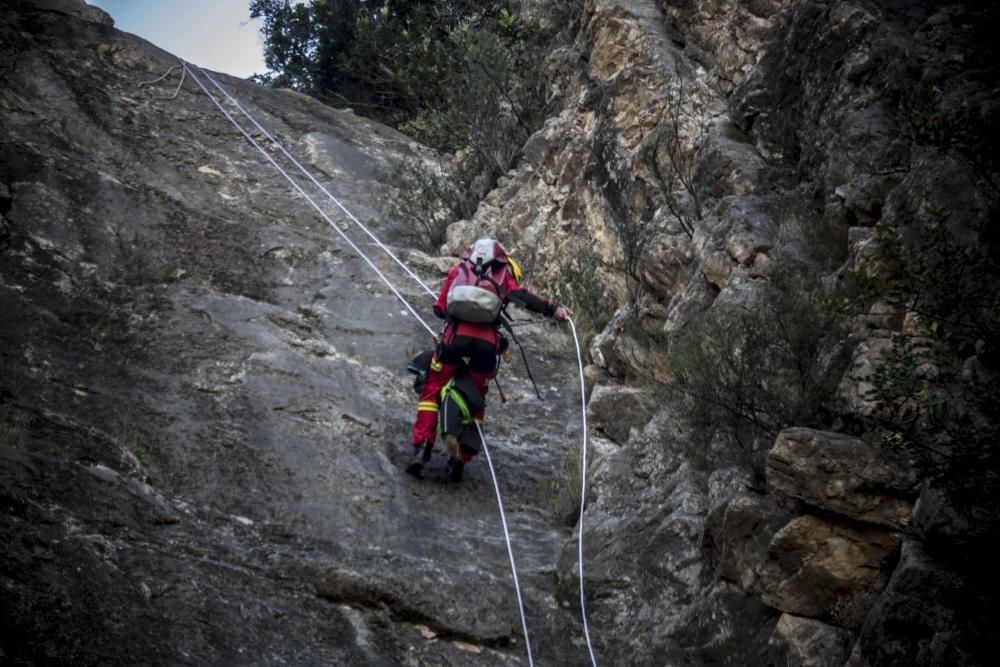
[0,4,584,664]
[663,270,720,332]
[767,427,919,529]
[717,195,777,266]
[766,614,854,667]
[756,514,901,621]
[4,0,997,664]
[837,337,895,416]
[702,491,794,591]
[589,304,648,378]
[847,539,986,667]
[586,384,655,444]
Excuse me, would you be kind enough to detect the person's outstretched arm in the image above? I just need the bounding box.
[504,272,572,321]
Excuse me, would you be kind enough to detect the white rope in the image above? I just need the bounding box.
[181,62,437,338]
[568,318,598,666]
[138,64,180,86]
[138,63,187,100]
[475,422,534,667]
[195,67,437,299]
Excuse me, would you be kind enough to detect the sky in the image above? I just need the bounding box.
[88,0,267,78]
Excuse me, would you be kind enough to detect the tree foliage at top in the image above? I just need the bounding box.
[250,0,544,178]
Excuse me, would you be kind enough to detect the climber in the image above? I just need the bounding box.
[406,238,571,481]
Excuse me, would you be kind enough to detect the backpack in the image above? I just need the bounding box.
[446,239,512,323]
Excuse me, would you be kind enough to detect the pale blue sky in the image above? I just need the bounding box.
[89,0,267,78]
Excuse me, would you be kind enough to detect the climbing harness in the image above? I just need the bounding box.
[148,60,598,665]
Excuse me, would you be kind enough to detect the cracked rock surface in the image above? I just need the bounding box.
[1,2,588,664]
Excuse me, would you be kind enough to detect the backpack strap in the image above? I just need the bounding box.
[472,261,510,301]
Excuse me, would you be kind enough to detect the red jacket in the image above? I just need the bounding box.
[434,263,556,347]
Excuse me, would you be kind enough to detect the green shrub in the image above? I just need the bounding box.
[849,214,1000,517]
[0,409,29,448]
[380,157,474,252]
[665,264,849,481]
[252,0,544,178]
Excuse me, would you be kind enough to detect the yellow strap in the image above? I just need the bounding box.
[508,256,522,283]
[417,401,439,412]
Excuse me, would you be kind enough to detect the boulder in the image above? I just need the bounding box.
[587,384,655,444]
[911,483,997,559]
[836,337,894,416]
[702,491,794,590]
[440,219,480,256]
[663,270,720,333]
[834,173,900,225]
[639,223,694,300]
[848,539,984,667]
[706,466,754,514]
[864,300,905,333]
[717,195,777,266]
[589,304,648,378]
[674,580,781,667]
[400,248,455,275]
[757,514,901,620]
[766,614,854,667]
[767,427,918,529]
[691,221,736,287]
[696,126,766,200]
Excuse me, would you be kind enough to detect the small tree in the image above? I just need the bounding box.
[849,213,1000,520]
[589,116,656,301]
[666,265,849,481]
[251,0,544,181]
[380,157,475,253]
[591,64,716,303]
[639,64,715,240]
[547,244,616,345]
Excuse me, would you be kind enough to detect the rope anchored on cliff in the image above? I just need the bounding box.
[179,61,438,338]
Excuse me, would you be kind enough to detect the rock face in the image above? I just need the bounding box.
[1,2,588,664]
[767,613,854,667]
[3,0,995,665]
[768,428,918,529]
[586,383,655,444]
[495,0,996,664]
[755,514,900,619]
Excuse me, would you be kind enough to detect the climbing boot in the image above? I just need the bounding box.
[405,441,433,477]
[445,457,465,483]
